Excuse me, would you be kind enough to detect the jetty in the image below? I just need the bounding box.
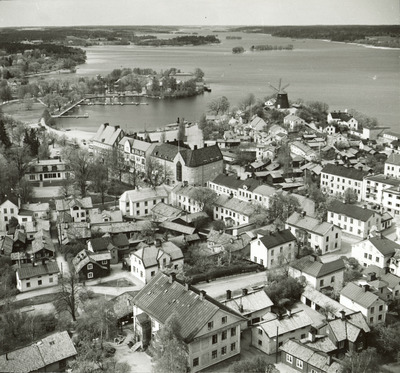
[53,98,85,118]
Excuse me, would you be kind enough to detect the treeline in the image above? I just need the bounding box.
[232,25,400,45]
[232,46,245,54]
[137,35,220,46]
[226,36,242,40]
[251,44,293,51]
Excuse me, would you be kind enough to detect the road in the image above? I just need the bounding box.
[197,271,268,300]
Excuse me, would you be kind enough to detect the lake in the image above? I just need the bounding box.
[58,28,400,132]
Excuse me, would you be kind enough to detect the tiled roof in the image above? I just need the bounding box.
[92,123,124,146]
[29,230,55,254]
[112,233,129,247]
[215,195,256,216]
[280,339,342,373]
[110,291,137,319]
[17,261,59,280]
[380,272,400,289]
[159,221,196,235]
[133,241,183,268]
[259,310,312,337]
[221,289,273,314]
[133,272,246,343]
[0,331,77,373]
[321,164,368,181]
[253,184,277,196]
[250,116,267,131]
[1,236,13,255]
[89,237,109,252]
[364,174,400,186]
[369,236,400,256]
[386,153,400,166]
[291,257,345,278]
[340,282,379,308]
[55,197,93,211]
[286,212,335,236]
[259,229,296,249]
[328,200,376,222]
[329,111,353,122]
[119,186,169,203]
[21,202,49,212]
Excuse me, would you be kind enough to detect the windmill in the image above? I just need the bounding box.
[268,79,290,109]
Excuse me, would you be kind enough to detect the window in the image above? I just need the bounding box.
[376,257,379,263]
[222,316,227,324]
[87,263,93,270]
[151,271,155,277]
[320,279,324,287]
[286,354,293,364]
[140,271,143,278]
[253,256,257,263]
[271,250,274,256]
[379,305,383,311]
[301,333,306,339]
[370,317,374,323]
[331,276,335,283]
[258,339,262,346]
[222,330,227,340]
[221,346,227,355]
[231,327,236,337]
[212,350,217,359]
[49,277,53,283]
[364,253,368,258]
[212,334,218,344]
[38,279,42,286]
[260,259,264,266]
[230,342,236,351]
[258,329,263,335]
[136,202,139,207]
[87,272,93,279]
[208,321,214,330]
[193,358,199,367]
[296,359,303,369]
[368,254,372,260]
[102,260,108,265]
[145,201,148,207]
[176,161,182,182]
[26,282,30,288]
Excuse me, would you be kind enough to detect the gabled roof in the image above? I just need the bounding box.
[368,235,399,256]
[159,221,196,235]
[89,237,110,252]
[259,229,296,249]
[215,195,256,216]
[17,261,59,280]
[133,241,183,268]
[386,153,400,166]
[280,339,342,373]
[28,230,55,254]
[260,310,312,337]
[328,200,376,222]
[55,197,93,211]
[112,233,129,247]
[0,331,77,373]
[250,116,267,131]
[340,282,380,308]
[133,272,246,343]
[92,123,124,146]
[110,291,137,319]
[119,186,169,203]
[221,289,273,314]
[380,272,400,289]
[286,212,335,236]
[290,257,345,278]
[1,236,13,255]
[72,249,109,273]
[152,202,183,221]
[321,164,368,181]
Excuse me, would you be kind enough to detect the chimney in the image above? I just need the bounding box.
[363,284,370,292]
[185,283,189,291]
[104,123,109,128]
[226,290,232,300]
[242,288,248,296]
[286,309,292,318]
[340,310,346,321]
[327,355,332,366]
[115,125,120,130]
[308,328,316,342]
[384,267,390,274]
[199,290,206,300]
[301,211,306,218]
[169,272,176,284]
[239,304,244,313]
[155,239,162,247]
[368,272,376,282]
[310,254,317,262]
[194,145,197,150]
[363,205,367,209]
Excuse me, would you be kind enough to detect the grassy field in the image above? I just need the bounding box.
[96,278,135,287]
[1,101,45,123]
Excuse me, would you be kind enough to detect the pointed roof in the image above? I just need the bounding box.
[340,282,380,308]
[133,272,246,343]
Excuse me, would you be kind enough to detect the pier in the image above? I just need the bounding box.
[53,98,85,118]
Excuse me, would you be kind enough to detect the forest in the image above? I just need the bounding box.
[136,35,220,46]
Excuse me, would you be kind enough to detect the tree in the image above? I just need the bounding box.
[207,96,230,115]
[91,161,110,207]
[231,357,275,373]
[63,147,93,196]
[145,157,171,188]
[269,192,300,226]
[348,109,378,129]
[276,143,292,175]
[343,187,358,204]
[54,272,84,322]
[59,171,76,198]
[0,118,11,148]
[371,322,400,361]
[23,93,33,111]
[149,313,188,373]
[191,187,217,214]
[7,145,32,179]
[265,273,305,309]
[105,148,126,182]
[340,348,380,373]
[194,67,204,81]
[18,178,33,204]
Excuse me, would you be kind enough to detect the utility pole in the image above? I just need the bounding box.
[275,326,279,364]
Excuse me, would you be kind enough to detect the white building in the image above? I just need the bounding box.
[327,111,358,130]
[286,211,342,254]
[91,123,125,155]
[250,229,297,268]
[129,240,184,283]
[384,153,400,179]
[327,200,381,238]
[170,183,202,214]
[351,235,399,269]
[16,261,59,292]
[24,159,72,183]
[340,282,387,325]
[118,137,156,173]
[55,197,93,223]
[362,174,400,206]
[0,198,19,232]
[119,186,170,217]
[382,186,400,216]
[213,195,257,227]
[320,164,368,201]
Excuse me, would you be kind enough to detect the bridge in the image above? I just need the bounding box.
[53,98,85,118]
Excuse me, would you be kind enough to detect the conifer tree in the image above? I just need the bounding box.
[0,119,11,148]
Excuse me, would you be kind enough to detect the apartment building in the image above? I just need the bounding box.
[351,235,398,269]
[133,272,246,373]
[382,186,400,216]
[208,174,260,199]
[286,211,342,254]
[92,123,125,154]
[213,195,256,227]
[118,136,156,172]
[119,186,169,217]
[362,174,400,205]
[384,153,400,179]
[327,200,381,238]
[250,229,297,268]
[170,183,202,213]
[327,111,358,130]
[320,164,368,201]
[340,282,387,325]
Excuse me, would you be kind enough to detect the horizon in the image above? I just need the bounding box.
[0,0,398,28]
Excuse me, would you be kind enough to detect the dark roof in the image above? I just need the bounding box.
[210,174,255,190]
[89,237,110,252]
[259,229,296,249]
[321,164,368,181]
[330,111,353,122]
[17,261,59,280]
[112,233,129,247]
[0,331,77,373]
[0,195,19,207]
[369,236,400,256]
[328,200,376,222]
[133,272,246,343]
[291,256,345,278]
[1,236,13,255]
[152,143,223,167]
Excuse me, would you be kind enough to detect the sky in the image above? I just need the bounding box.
[0,0,398,27]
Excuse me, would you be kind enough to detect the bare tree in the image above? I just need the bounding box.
[145,158,172,188]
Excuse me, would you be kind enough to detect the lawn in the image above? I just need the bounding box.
[2,101,45,124]
[0,293,58,312]
[96,278,136,287]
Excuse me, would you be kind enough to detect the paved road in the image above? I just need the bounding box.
[197,271,268,300]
